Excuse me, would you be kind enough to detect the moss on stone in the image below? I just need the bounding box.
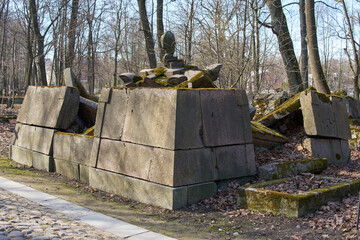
[83,126,95,135]
[150,67,167,77]
[251,121,287,140]
[54,131,95,139]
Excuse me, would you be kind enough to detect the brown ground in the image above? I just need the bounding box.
[1,105,360,239]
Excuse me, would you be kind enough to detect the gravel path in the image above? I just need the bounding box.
[0,188,119,240]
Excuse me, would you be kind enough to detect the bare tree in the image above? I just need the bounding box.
[299,0,308,89]
[65,0,79,68]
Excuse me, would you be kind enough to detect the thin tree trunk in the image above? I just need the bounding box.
[29,0,47,86]
[299,0,308,89]
[156,0,164,60]
[265,0,303,94]
[305,0,330,94]
[65,0,79,68]
[137,0,156,68]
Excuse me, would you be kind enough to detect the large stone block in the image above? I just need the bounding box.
[122,88,203,150]
[17,86,79,129]
[10,145,54,171]
[89,167,124,196]
[300,91,337,138]
[187,182,217,205]
[215,144,256,179]
[54,158,79,180]
[96,139,217,187]
[12,124,55,155]
[78,97,98,127]
[331,96,351,139]
[303,138,350,164]
[53,132,94,166]
[200,89,252,147]
[94,88,128,140]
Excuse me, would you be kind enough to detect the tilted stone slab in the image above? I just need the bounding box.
[300,90,350,140]
[96,139,217,187]
[122,88,203,150]
[200,89,252,147]
[258,158,328,181]
[17,86,79,129]
[215,144,256,179]
[9,145,54,171]
[344,96,360,119]
[251,121,287,148]
[12,123,55,155]
[94,88,128,140]
[303,138,350,164]
[331,96,351,140]
[53,132,94,166]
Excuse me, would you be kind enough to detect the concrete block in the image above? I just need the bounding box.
[303,138,350,164]
[122,88,203,150]
[53,132,94,166]
[79,97,98,127]
[300,91,337,138]
[122,174,188,210]
[96,139,217,187]
[344,96,360,119]
[79,164,90,183]
[331,96,351,139]
[187,182,217,205]
[200,89,252,147]
[89,167,124,196]
[54,158,79,180]
[215,144,256,180]
[17,86,79,129]
[95,88,128,140]
[13,123,55,155]
[89,137,101,167]
[10,145,54,171]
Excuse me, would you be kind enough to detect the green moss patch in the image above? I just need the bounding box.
[237,176,360,217]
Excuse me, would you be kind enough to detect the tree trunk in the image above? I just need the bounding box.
[25,19,33,91]
[156,0,164,60]
[29,0,47,86]
[305,0,330,94]
[137,0,156,68]
[340,0,359,100]
[265,0,303,94]
[299,0,308,89]
[65,0,79,68]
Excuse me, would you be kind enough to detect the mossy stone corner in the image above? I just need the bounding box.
[237,177,360,217]
[258,158,328,181]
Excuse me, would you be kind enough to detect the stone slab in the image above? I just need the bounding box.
[215,144,256,180]
[237,177,360,217]
[331,96,351,140]
[89,167,188,210]
[122,88,203,150]
[10,145,54,171]
[95,88,128,140]
[13,123,55,155]
[79,164,90,183]
[54,158,79,180]
[200,89,252,147]
[79,97,98,127]
[303,138,350,164]
[258,158,328,180]
[96,139,217,187]
[300,90,337,138]
[53,132,94,166]
[17,86,79,130]
[187,182,217,205]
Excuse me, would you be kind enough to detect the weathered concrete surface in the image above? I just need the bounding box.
[215,144,256,179]
[200,89,252,147]
[54,158,79,180]
[17,86,79,130]
[88,168,189,210]
[300,90,337,138]
[96,139,217,187]
[344,96,360,119]
[12,124,55,155]
[122,88,203,150]
[9,145,54,171]
[331,96,351,140]
[79,164,90,183]
[258,158,328,180]
[95,88,128,140]
[303,138,350,164]
[187,182,217,205]
[53,132,94,166]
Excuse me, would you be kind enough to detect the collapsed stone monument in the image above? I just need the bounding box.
[10,84,256,209]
